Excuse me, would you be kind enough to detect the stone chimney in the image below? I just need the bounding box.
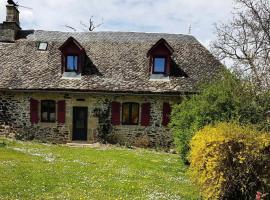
[0,1,21,42]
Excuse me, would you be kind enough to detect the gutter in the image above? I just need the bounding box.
[0,88,197,97]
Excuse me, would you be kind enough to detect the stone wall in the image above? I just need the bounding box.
[0,91,181,147]
[0,92,69,143]
[110,96,174,147]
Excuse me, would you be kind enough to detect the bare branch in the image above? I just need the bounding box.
[77,16,104,32]
[65,25,76,32]
[211,0,270,91]
[87,16,103,31]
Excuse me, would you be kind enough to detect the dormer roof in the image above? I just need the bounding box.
[147,38,174,57]
[59,36,85,52]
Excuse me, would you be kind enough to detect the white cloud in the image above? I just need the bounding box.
[0,0,234,47]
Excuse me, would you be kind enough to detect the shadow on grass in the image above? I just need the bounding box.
[0,140,6,148]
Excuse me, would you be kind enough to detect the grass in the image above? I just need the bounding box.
[0,138,200,200]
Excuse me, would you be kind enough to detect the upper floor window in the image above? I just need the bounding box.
[66,55,78,72]
[147,38,174,77]
[59,37,85,74]
[122,102,139,125]
[41,100,56,123]
[153,57,166,74]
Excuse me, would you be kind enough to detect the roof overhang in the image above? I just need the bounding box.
[0,88,197,97]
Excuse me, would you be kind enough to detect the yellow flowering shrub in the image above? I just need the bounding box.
[189,122,270,200]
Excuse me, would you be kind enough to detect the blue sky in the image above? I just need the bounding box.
[0,0,234,47]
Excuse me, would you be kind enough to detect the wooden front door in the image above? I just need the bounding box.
[73,107,88,141]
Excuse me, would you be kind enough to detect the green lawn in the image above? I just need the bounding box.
[0,138,199,200]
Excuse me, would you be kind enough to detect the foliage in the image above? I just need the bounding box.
[14,130,35,141]
[93,101,113,142]
[133,134,151,148]
[105,132,130,146]
[0,138,199,199]
[189,122,270,200]
[170,70,270,161]
[212,0,270,90]
[0,141,6,148]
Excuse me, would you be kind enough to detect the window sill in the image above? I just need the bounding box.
[149,74,170,81]
[120,125,144,129]
[62,72,81,80]
[38,122,58,128]
[121,124,139,126]
[40,121,56,123]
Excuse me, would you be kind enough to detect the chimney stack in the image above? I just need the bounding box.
[0,1,21,42]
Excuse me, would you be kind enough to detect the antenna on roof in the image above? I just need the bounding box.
[7,0,33,10]
[17,4,33,10]
[188,24,192,35]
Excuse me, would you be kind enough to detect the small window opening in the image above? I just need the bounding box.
[153,57,166,74]
[66,55,78,72]
[41,100,56,123]
[122,102,139,125]
[38,42,48,51]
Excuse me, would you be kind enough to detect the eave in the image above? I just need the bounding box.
[0,88,197,97]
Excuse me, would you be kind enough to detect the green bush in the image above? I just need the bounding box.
[189,122,270,200]
[0,141,6,148]
[133,134,150,148]
[170,71,270,161]
[106,133,129,146]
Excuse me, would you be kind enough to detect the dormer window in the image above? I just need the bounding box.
[153,57,166,74]
[66,55,78,72]
[59,37,85,75]
[147,38,174,77]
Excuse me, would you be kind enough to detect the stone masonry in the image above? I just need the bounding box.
[0,91,180,147]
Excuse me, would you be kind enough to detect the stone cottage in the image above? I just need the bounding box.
[0,1,222,146]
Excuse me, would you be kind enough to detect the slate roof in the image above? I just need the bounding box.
[0,30,222,94]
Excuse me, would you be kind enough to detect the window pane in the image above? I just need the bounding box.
[122,103,139,125]
[38,42,48,51]
[41,112,48,121]
[49,102,56,113]
[154,58,166,73]
[74,56,78,70]
[49,102,56,122]
[131,104,139,124]
[50,113,56,122]
[67,56,74,70]
[67,56,78,71]
[41,100,55,122]
[122,103,130,124]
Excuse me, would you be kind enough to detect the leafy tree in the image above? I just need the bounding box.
[170,71,270,162]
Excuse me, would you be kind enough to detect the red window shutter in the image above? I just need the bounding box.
[111,102,121,125]
[30,98,39,124]
[162,102,171,126]
[141,103,151,126]
[57,100,66,124]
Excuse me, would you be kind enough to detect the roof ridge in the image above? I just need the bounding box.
[30,29,194,37]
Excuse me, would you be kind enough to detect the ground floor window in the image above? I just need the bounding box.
[41,100,56,122]
[122,102,139,125]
